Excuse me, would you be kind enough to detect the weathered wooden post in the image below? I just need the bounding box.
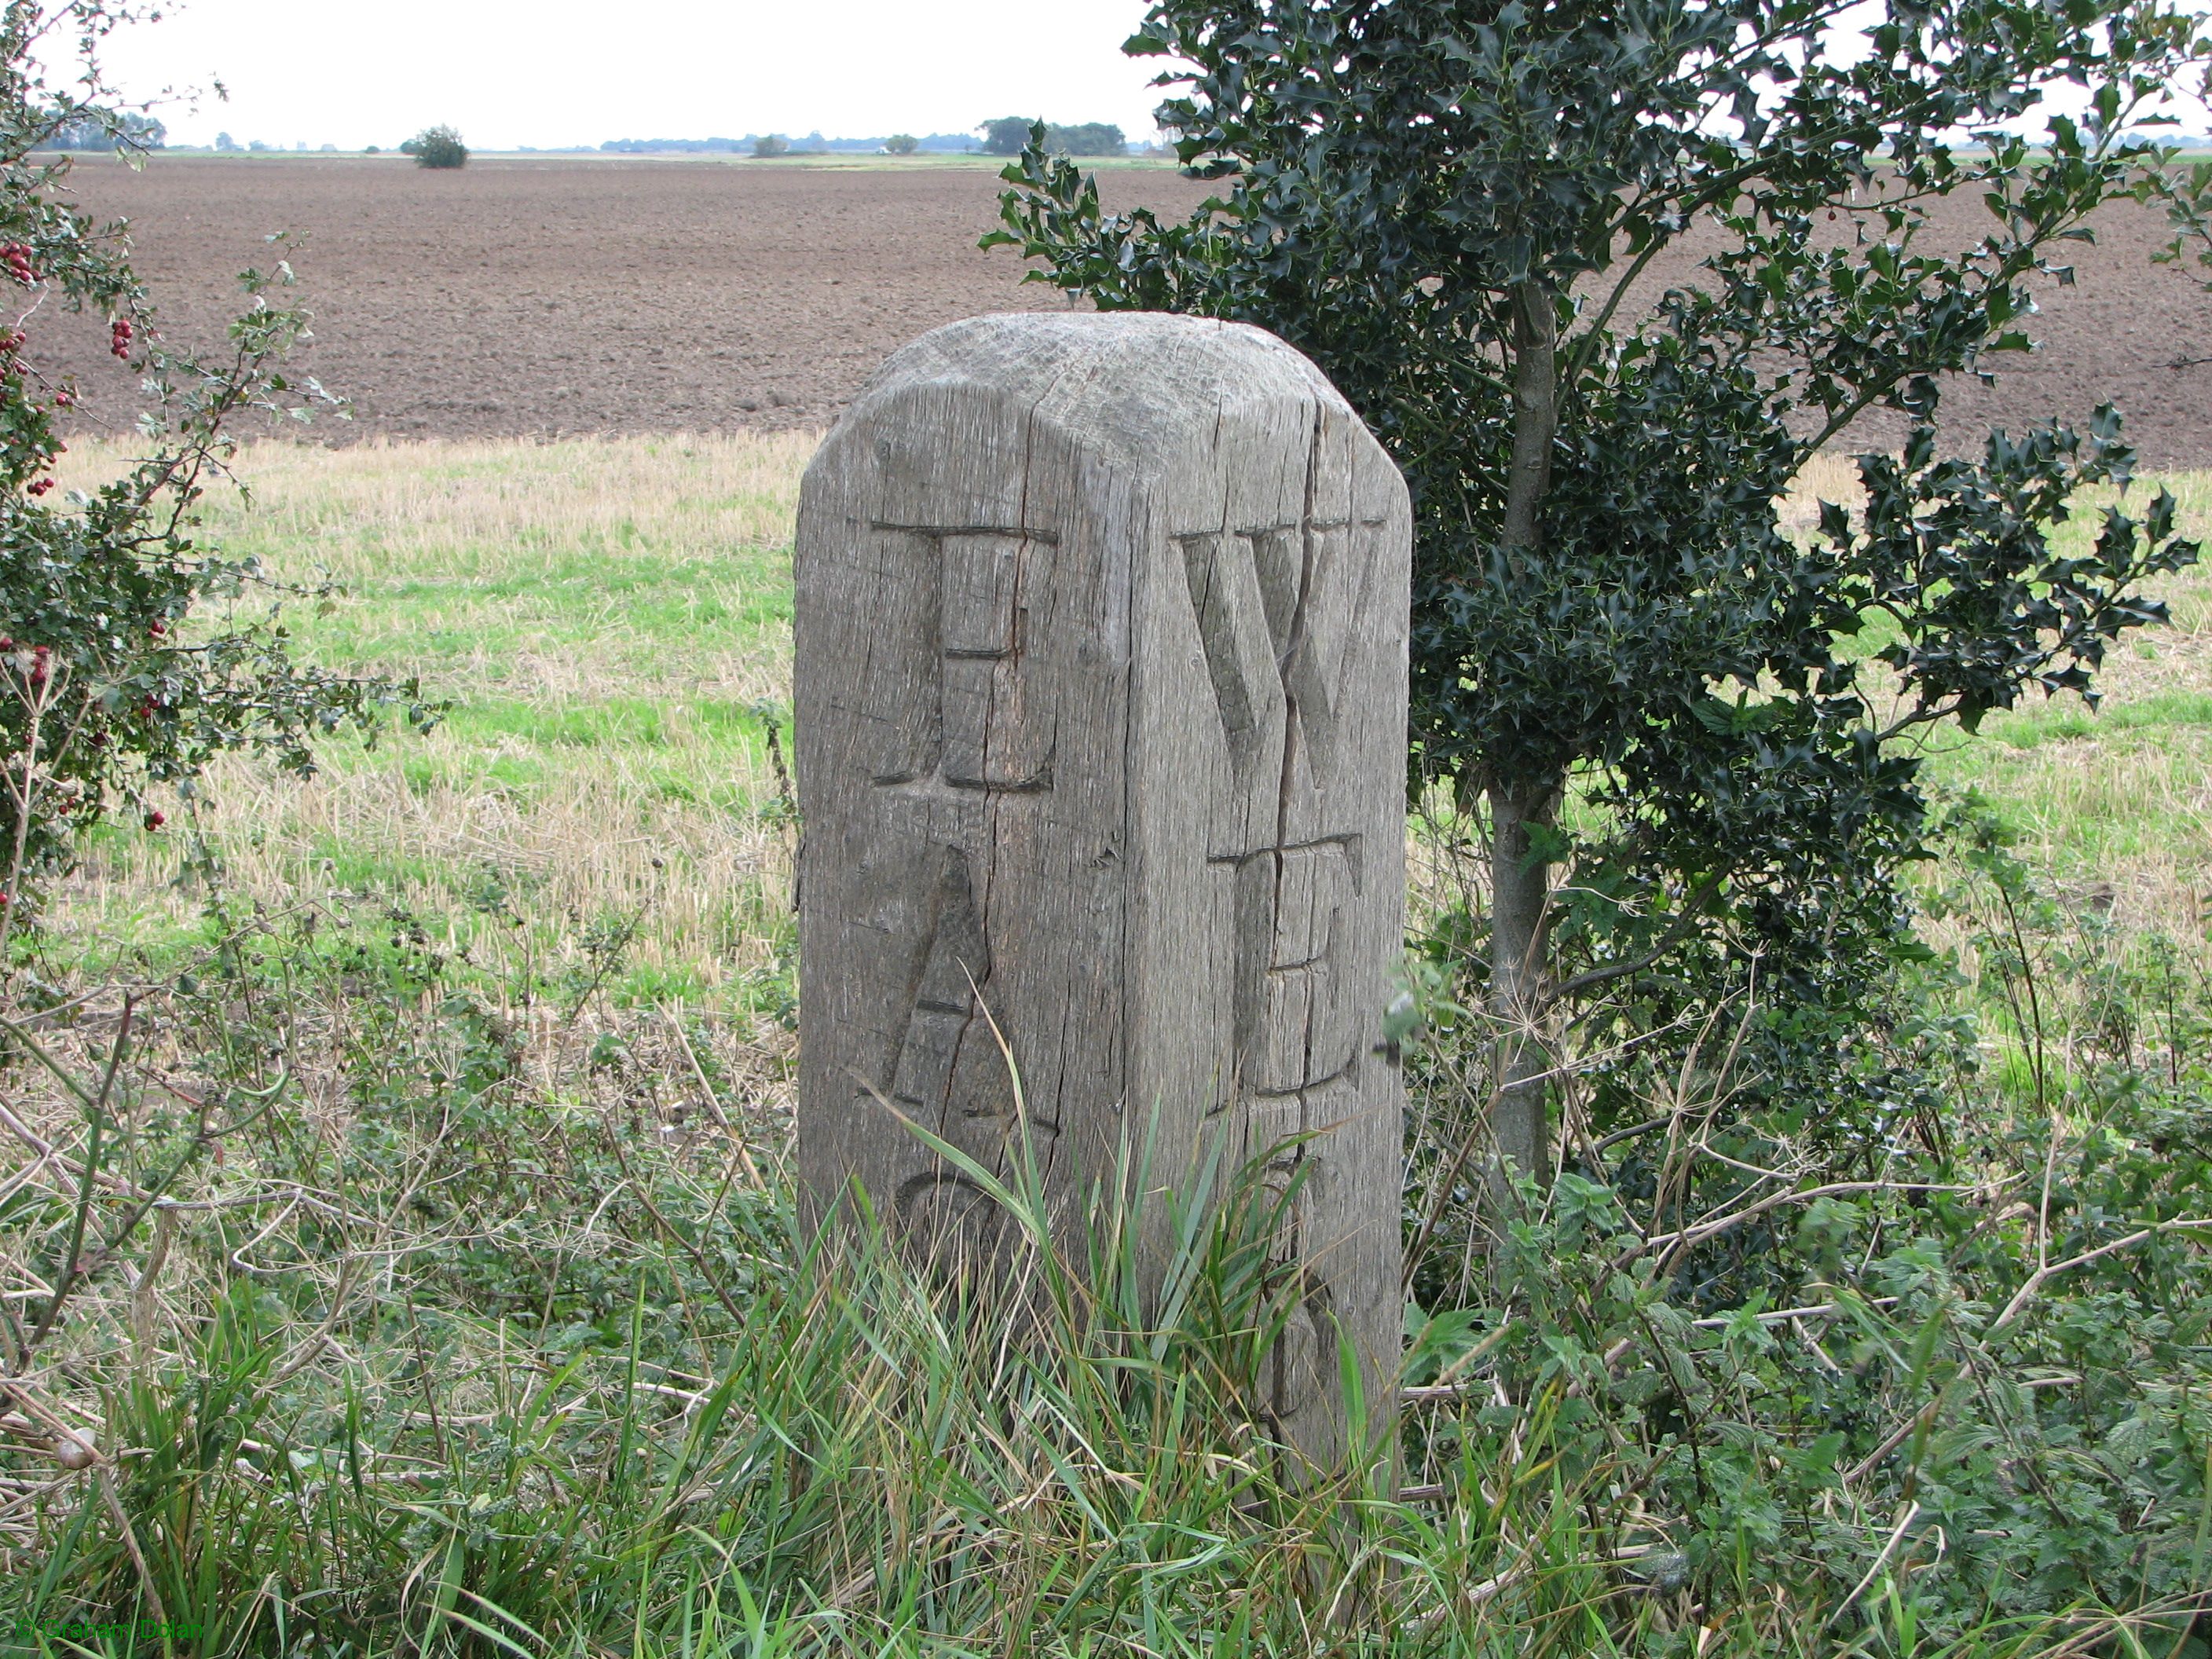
[793,312,1411,1467]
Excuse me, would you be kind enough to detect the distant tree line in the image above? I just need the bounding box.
[597,132,978,156]
[601,136,753,154]
[612,122,1137,160]
[981,118,1124,157]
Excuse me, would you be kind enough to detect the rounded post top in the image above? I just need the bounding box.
[825,311,1371,468]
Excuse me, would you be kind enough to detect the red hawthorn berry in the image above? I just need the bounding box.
[148,619,165,637]
[52,388,70,408]
[0,892,11,907]
[26,477,51,496]
[144,810,165,830]
[0,636,13,650]
[109,318,132,358]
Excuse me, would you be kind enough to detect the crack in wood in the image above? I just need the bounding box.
[870,521,1061,544]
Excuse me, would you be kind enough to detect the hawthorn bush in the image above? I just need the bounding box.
[0,4,434,926]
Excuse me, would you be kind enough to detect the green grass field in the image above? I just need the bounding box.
[50,435,2212,1003]
[53,434,814,1010]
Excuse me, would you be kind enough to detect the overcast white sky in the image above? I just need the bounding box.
[93,0,1168,150]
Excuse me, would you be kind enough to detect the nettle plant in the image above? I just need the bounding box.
[0,0,434,930]
[992,0,2212,1177]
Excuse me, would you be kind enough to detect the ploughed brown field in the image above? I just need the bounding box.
[42,154,2212,467]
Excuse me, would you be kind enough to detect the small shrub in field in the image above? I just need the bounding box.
[884,133,918,155]
[408,123,467,168]
[752,133,788,158]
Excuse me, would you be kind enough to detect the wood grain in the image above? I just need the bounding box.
[794,311,1412,1470]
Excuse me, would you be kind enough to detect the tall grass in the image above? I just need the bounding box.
[0,925,1699,1654]
[8,885,2203,1656]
